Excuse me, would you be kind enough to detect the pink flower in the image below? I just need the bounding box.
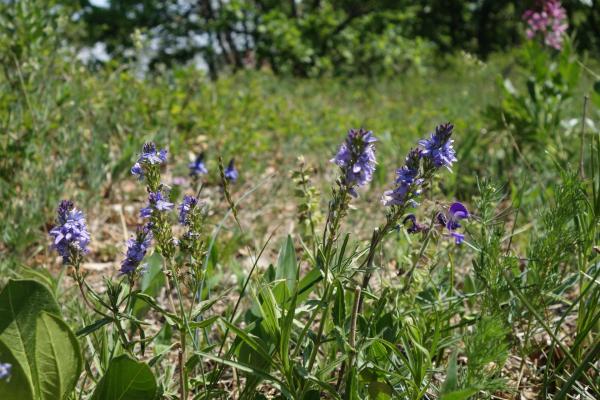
[523,0,568,50]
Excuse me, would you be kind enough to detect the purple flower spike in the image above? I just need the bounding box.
[49,200,91,264]
[131,142,168,178]
[331,128,377,195]
[418,123,457,170]
[120,225,152,275]
[225,159,238,182]
[382,148,423,207]
[189,153,208,176]
[0,362,11,380]
[178,195,198,225]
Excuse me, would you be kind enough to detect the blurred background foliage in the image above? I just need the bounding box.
[13,0,600,77]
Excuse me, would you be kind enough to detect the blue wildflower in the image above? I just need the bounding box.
[140,191,174,218]
[178,195,198,225]
[0,362,11,380]
[189,153,208,176]
[331,128,377,196]
[418,123,457,170]
[131,142,168,179]
[382,148,423,206]
[447,202,469,230]
[120,225,152,275]
[49,200,91,264]
[437,202,469,244]
[224,159,238,182]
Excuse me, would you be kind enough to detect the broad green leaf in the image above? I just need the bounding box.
[91,355,157,400]
[368,381,393,400]
[35,312,82,400]
[0,279,81,400]
[0,340,33,399]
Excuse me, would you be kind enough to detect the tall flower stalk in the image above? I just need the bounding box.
[358,123,457,309]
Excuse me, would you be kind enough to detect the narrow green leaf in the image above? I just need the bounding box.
[76,317,113,337]
[220,318,272,362]
[194,351,292,398]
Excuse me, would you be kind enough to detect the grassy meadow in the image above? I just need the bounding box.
[1,2,600,400]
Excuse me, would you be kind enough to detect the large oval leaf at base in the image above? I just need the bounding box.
[91,355,157,400]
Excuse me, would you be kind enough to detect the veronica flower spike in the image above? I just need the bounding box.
[224,158,239,182]
[331,128,377,196]
[178,195,199,225]
[120,225,153,275]
[382,148,423,207]
[49,200,91,264]
[131,142,168,179]
[419,123,457,170]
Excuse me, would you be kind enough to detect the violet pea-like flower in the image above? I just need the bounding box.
[439,202,469,244]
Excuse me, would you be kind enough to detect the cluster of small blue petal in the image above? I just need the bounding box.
[140,191,174,218]
[49,142,240,274]
[331,128,377,196]
[418,122,457,170]
[120,225,153,274]
[131,142,168,179]
[383,123,456,208]
[49,200,91,264]
[382,148,423,206]
[0,362,11,380]
[178,195,198,225]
